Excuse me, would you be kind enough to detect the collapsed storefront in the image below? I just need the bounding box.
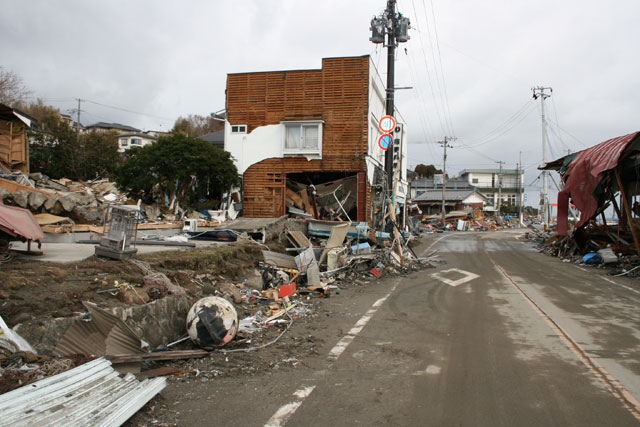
[541,131,640,257]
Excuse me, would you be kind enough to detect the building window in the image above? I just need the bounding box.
[472,178,478,184]
[231,125,247,133]
[282,121,322,155]
[120,138,128,147]
[131,138,142,145]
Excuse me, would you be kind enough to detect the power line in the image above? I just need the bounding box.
[410,0,448,135]
[459,99,537,148]
[428,0,455,137]
[83,99,174,121]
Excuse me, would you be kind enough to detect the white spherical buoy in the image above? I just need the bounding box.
[186,296,238,349]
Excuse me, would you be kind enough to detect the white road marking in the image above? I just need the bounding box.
[328,282,400,360]
[602,276,640,296]
[412,365,442,376]
[264,386,316,427]
[431,268,480,287]
[426,234,451,251]
[265,278,402,426]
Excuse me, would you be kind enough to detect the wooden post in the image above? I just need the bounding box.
[609,188,625,231]
[615,168,640,256]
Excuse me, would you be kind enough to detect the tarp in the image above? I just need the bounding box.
[557,131,639,236]
[0,203,45,242]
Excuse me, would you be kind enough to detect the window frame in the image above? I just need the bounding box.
[281,120,323,156]
[231,124,247,134]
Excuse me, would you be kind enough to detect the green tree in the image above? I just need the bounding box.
[29,118,120,181]
[115,134,238,207]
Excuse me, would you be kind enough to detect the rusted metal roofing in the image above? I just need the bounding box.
[0,203,45,242]
[0,357,165,427]
[551,131,640,235]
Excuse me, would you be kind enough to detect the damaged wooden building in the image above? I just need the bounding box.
[0,103,33,175]
[224,55,408,226]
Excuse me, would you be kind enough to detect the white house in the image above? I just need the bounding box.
[117,133,157,153]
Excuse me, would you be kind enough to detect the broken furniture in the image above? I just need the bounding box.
[95,205,139,260]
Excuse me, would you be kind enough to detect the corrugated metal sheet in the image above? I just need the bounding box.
[0,357,166,427]
[557,131,640,235]
[54,302,143,359]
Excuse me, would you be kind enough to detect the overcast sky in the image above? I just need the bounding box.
[1,0,638,207]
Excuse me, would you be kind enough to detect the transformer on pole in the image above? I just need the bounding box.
[370,0,410,192]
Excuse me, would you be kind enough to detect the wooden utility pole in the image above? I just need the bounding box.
[440,137,453,225]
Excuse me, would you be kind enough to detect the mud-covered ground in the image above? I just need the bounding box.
[0,235,388,404]
[0,241,266,328]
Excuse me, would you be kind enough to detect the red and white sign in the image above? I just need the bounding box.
[378,115,396,133]
[378,134,393,151]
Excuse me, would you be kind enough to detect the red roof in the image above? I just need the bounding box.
[557,131,640,235]
[0,204,45,242]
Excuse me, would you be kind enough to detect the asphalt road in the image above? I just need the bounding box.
[141,230,640,426]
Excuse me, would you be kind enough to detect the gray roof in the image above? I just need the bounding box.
[414,189,487,203]
[199,130,224,147]
[117,132,157,140]
[410,178,471,189]
[86,122,141,132]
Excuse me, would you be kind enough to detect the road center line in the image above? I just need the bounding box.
[601,276,640,296]
[265,278,402,426]
[264,386,316,427]
[328,280,401,360]
[492,260,640,422]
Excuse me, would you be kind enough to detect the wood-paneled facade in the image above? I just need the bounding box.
[226,56,373,220]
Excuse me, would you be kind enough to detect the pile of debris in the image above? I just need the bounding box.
[526,222,640,278]
[419,208,507,232]
[0,172,126,225]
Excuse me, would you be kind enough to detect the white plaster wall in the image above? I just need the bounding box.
[225,122,283,174]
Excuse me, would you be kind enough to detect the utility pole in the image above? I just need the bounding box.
[496,161,505,218]
[370,1,410,192]
[532,86,552,228]
[440,136,453,225]
[73,98,82,143]
[518,151,523,226]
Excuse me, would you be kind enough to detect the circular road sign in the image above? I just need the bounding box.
[379,115,396,133]
[378,134,393,151]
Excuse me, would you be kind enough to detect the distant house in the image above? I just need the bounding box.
[0,103,36,174]
[458,168,524,213]
[199,130,224,150]
[117,133,157,153]
[85,122,141,134]
[410,175,472,200]
[414,188,488,215]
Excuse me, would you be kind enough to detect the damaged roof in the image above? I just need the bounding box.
[0,203,45,242]
[544,131,640,235]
